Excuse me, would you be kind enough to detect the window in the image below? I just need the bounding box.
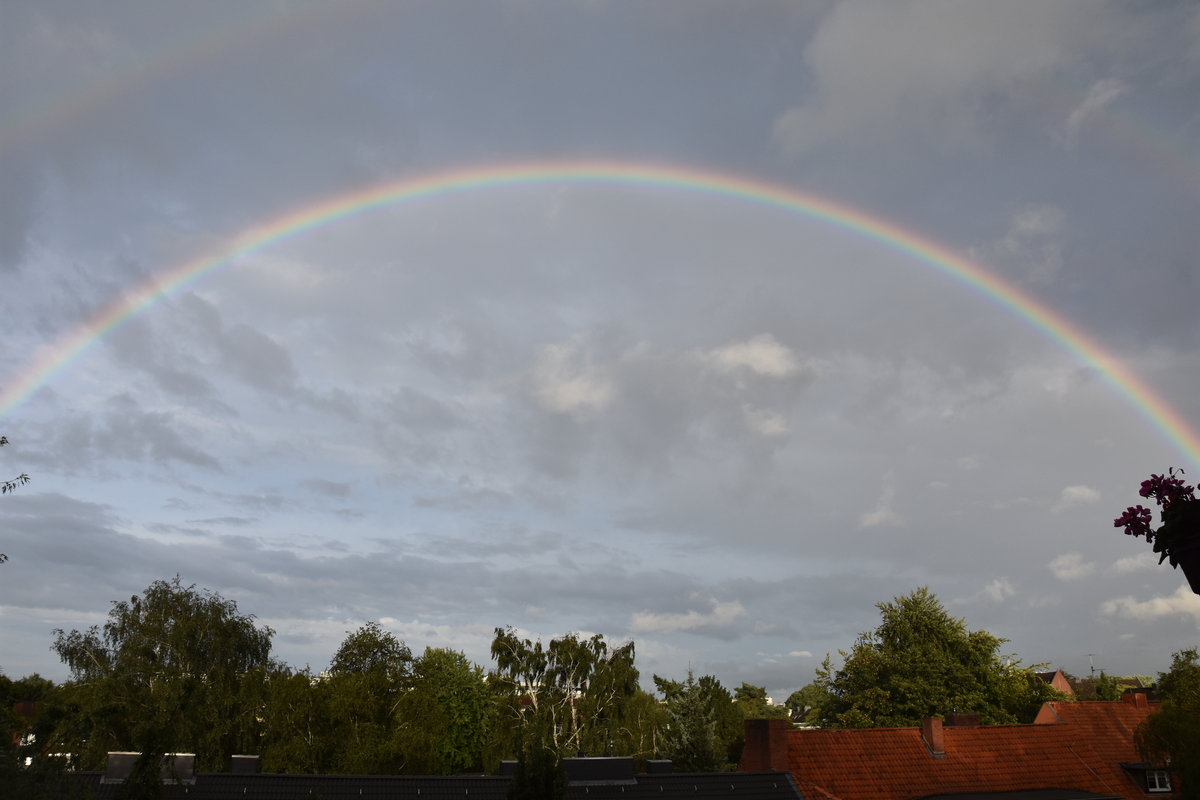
[1146,769,1171,792]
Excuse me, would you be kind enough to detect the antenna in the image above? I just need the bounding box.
[1087,653,1097,677]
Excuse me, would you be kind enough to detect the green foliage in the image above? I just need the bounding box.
[656,671,719,772]
[734,683,788,720]
[0,673,92,799]
[50,577,276,771]
[490,627,639,759]
[1094,671,1123,701]
[507,726,566,800]
[654,672,743,769]
[395,647,495,774]
[1137,648,1200,799]
[319,623,414,774]
[786,682,834,724]
[814,587,1056,728]
[328,621,413,682]
[259,668,331,774]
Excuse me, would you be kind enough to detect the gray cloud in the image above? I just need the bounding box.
[1,1,1197,691]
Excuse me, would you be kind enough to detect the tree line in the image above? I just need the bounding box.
[1,576,789,781]
[4,579,1194,792]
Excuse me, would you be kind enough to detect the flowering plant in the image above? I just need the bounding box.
[1114,468,1199,568]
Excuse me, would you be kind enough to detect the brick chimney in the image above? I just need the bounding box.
[1122,691,1149,709]
[921,717,945,757]
[739,718,790,771]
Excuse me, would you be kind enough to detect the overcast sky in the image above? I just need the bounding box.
[2,1,1199,700]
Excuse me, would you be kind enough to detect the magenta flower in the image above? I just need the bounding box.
[1114,505,1153,540]
[1138,469,1193,510]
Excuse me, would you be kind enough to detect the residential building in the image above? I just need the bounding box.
[740,693,1176,800]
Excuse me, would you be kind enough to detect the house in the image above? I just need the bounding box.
[1034,693,1171,796]
[76,753,804,799]
[1037,669,1076,697]
[740,695,1176,800]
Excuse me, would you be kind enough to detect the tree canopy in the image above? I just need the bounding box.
[1137,648,1200,799]
[813,587,1058,728]
[51,576,276,770]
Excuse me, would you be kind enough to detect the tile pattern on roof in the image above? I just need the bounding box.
[1034,699,1158,768]
[787,723,1135,800]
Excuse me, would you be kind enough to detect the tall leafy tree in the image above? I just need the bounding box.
[734,683,789,720]
[394,647,495,774]
[50,577,275,770]
[259,667,331,774]
[490,627,638,758]
[1137,648,1200,799]
[655,671,719,772]
[814,587,1056,728]
[654,672,743,768]
[786,682,835,725]
[321,622,413,773]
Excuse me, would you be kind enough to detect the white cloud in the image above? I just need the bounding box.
[788,650,813,659]
[529,338,613,416]
[700,334,800,378]
[1061,78,1128,148]
[1100,585,1200,624]
[953,578,1015,605]
[971,203,1067,284]
[859,477,903,529]
[1110,552,1159,574]
[741,405,790,438]
[631,598,745,634]
[1052,485,1101,513]
[1049,552,1096,581]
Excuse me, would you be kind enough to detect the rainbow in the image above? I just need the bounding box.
[4,160,1196,466]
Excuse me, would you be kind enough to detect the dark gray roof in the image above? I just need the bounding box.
[76,770,803,800]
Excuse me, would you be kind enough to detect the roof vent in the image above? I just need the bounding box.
[101,752,196,785]
[561,756,637,786]
[231,754,260,774]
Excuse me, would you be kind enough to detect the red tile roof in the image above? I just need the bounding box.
[1034,698,1162,795]
[784,720,1144,800]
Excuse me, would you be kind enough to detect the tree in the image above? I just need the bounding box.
[328,620,412,681]
[656,670,719,772]
[490,627,638,758]
[0,434,30,565]
[394,647,495,774]
[321,622,414,774]
[50,577,276,770]
[654,672,743,768]
[734,683,789,720]
[1094,671,1123,701]
[1137,648,1200,799]
[813,587,1057,728]
[786,682,834,724]
[259,667,331,774]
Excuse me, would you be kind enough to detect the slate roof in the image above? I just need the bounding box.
[786,723,1134,800]
[75,769,803,800]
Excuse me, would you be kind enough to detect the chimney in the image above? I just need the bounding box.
[921,717,945,757]
[1122,691,1149,709]
[739,718,790,771]
[644,760,672,775]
